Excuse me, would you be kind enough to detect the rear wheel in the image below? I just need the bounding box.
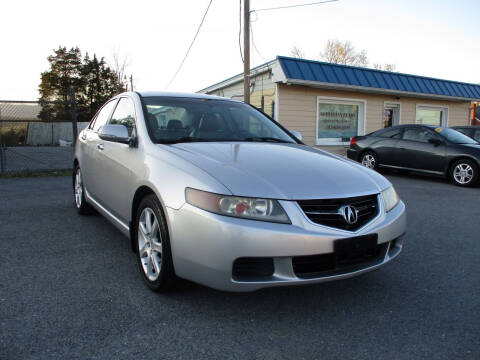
[73,165,94,215]
[360,151,378,170]
[135,194,175,292]
[450,159,479,187]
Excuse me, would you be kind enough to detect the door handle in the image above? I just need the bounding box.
[97,143,104,151]
[81,134,87,141]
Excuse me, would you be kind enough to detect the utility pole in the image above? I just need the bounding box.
[243,0,250,104]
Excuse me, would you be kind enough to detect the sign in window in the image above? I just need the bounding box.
[416,106,447,126]
[317,100,362,144]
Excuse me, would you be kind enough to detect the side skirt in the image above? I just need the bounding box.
[84,189,131,238]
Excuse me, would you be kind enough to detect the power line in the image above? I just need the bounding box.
[252,0,338,12]
[166,0,213,89]
[239,0,244,63]
[250,23,267,64]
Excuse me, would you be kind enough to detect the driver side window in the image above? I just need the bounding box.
[91,100,117,133]
[108,98,136,137]
[403,128,438,143]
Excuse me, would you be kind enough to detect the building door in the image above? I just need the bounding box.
[384,103,400,128]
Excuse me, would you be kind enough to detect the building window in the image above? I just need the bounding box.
[416,105,448,126]
[316,97,365,145]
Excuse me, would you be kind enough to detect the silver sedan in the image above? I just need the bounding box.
[73,91,406,292]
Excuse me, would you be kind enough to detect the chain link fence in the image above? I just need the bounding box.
[0,98,87,174]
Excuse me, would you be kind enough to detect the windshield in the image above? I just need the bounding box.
[434,127,478,144]
[141,97,297,144]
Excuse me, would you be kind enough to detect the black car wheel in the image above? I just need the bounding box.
[360,151,378,170]
[450,159,479,187]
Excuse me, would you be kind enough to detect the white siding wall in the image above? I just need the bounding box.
[206,71,277,117]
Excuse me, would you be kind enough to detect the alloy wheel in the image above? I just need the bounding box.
[362,154,376,169]
[453,163,473,185]
[74,169,83,208]
[138,208,163,281]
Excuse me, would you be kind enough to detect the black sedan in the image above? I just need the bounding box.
[347,125,480,187]
[451,126,480,142]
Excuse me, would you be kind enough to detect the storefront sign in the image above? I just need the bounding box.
[317,103,359,139]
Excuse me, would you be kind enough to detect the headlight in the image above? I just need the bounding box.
[381,186,399,212]
[185,188,291,224]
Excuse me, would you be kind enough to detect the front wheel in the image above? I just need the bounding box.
[135,194,175,292]
[450,159,479,187]
[360,151,378,170]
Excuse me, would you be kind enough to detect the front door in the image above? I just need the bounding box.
[383,103,400,128]
[398,127,447,172]
[93,97,139,223]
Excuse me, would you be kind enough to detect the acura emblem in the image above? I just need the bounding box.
[339,205,359,225]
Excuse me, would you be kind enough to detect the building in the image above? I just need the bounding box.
[199,56,480,150]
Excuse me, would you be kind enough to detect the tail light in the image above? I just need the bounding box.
[350,137,357,146]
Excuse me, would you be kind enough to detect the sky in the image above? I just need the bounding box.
[1,0,479,100]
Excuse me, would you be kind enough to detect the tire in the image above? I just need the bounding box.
[134,194,175,292]
[360,151,378,170]
[73,165,95,215]
[449,159,479,187]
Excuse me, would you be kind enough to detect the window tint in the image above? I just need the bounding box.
[378,128,402,139]
[454,128,470,136]
[402,128,438,143]
[92,100,117,132]
[108,98,136,136]
[473,130,480,142]
[142,97,295,144]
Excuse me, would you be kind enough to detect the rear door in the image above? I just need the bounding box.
[398,127,447,172]
[81,99,117,197]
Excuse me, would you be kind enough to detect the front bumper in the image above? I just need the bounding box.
[166,199,406,292]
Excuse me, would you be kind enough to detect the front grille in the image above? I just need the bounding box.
[292,234,387,278]
[232,257,274,280]
[297,194,379,231]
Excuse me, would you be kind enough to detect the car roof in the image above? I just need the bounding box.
[133,91,240,102]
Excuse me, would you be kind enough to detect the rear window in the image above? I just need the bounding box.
[374,128,402,139]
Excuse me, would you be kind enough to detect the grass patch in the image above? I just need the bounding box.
[0,168,72,179]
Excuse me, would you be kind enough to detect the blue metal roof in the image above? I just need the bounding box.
[277,56,480,100]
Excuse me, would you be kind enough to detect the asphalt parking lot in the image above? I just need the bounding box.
[1,173,479,360]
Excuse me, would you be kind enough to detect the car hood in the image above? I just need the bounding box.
[164,142,390,199]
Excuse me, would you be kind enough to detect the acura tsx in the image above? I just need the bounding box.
[73,91,406,292]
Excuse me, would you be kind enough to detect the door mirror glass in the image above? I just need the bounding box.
[99,124,132,145]
[290,130,302,141]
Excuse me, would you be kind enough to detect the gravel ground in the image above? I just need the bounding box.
[0,146,73,172]
[0,173,479,360]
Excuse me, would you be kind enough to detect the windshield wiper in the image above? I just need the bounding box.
[160,136,210,144]
[242,136,293,143]
[161,137,237,144]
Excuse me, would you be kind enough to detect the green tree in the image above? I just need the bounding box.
[38,46,124,122]
[38,47,84,122]
[80,53,124,120]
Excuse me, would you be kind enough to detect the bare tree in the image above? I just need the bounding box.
[289,45,305,59]
[111,49,130,91]
[320,39,368,67]
[373,63,396,72]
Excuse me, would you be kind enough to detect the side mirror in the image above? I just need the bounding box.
[99,124,136,147]
[428,138,443,146]
[290,130,302,141]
